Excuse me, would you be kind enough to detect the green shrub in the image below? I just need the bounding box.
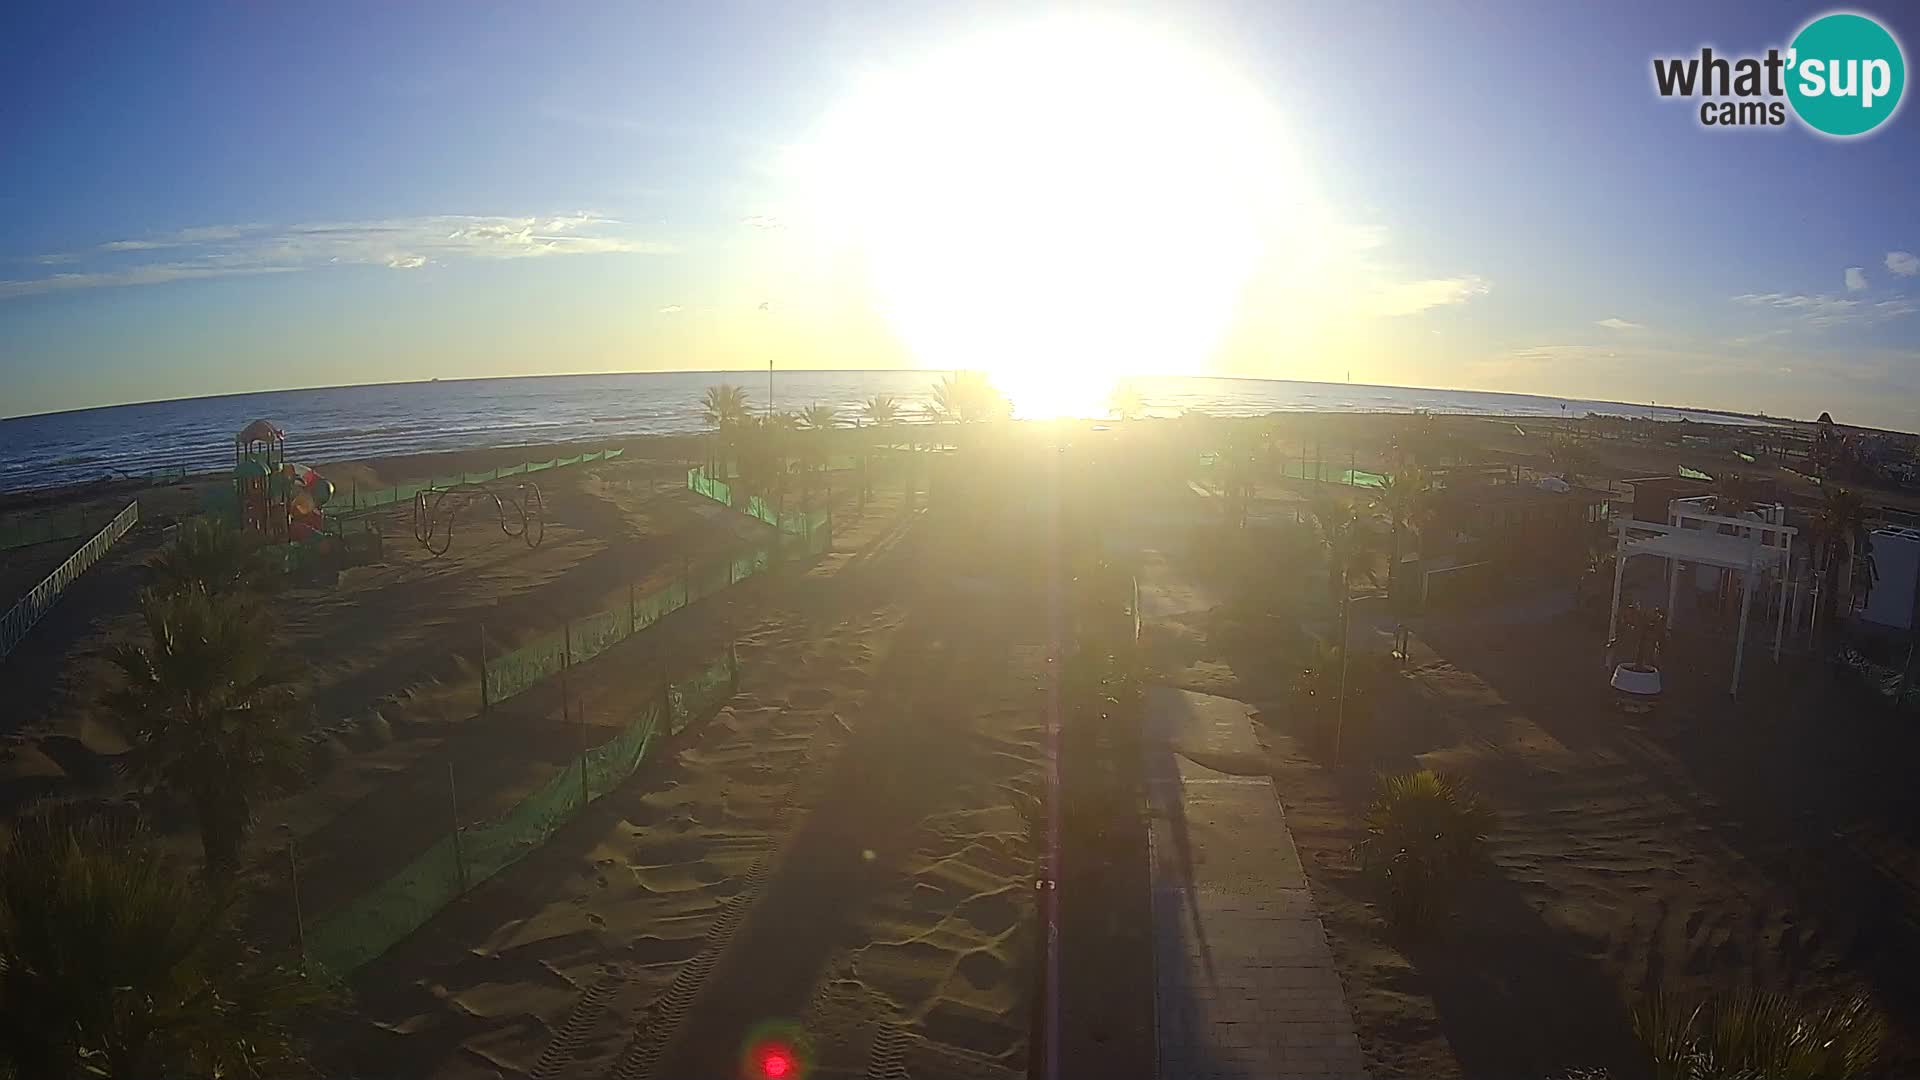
[1631,989,1883,1080]
[1355,770,1494,932]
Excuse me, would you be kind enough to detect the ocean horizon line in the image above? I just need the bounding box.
[1,367,1803,428]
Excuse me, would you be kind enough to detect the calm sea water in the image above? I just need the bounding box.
[0,371,1766,494]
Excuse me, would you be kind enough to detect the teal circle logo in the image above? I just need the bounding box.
[1787,12,1906,137]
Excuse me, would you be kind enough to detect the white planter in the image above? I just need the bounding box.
[1611,664,1662,696]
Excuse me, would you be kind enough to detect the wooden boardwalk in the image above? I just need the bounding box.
[1144,687,1368,1080]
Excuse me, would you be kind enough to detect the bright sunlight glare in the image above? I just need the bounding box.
[793,15,1311,418]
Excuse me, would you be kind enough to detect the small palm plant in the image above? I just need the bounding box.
[1108,382,1145,421]
[0,809,324,1078]
[149,516,271,599]
[106,589,308,877]
[1631,988,1883,1080]
[1356,770,1494,933]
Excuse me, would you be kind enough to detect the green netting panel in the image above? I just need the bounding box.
[0,514,94,551]
[583,704,659,798]
[460,761,587,886]
[731,547,770,583]
[487,633,568,703]
[305,837,461,977]
[305,640,737,977]
[668,650,733,726]
[633,587,680,633]
[571,609,629,666]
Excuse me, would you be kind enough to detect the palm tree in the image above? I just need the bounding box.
[797,403,839,508]
[1216,424,1260,529]
[1108,382,1145,421]
[930,371,1008,424]
[1812,485,1868,647]
[1548,435,1594,485]
[1312,495,1384,761]
[149,516,270,599]
[106,589,307,877]
[1375,468,1428,601]
[732,416,778,512]
[858,395,900,499]
[699,383,751,477]
[0,810,323,1078]
[859,394,899,431]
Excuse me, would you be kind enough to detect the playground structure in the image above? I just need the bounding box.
[229,419,385,574]
[234,419,337,543]
[410,481,545,557]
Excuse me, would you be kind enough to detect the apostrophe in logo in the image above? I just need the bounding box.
[1786,12,1906,137]
[1651,10,1906,137]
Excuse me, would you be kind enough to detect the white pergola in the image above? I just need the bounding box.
[1604,501,1797,697]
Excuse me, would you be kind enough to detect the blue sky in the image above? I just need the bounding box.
[3,1,1917,427]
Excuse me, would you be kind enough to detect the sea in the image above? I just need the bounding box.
[0,370,1771,494]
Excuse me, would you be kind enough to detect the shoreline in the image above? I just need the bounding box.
[2,368,1807,427]
[0,406,1806,506]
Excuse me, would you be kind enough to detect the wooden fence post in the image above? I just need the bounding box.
[479,625,490,715]
[560,621,572,732]
[448,761,468,892]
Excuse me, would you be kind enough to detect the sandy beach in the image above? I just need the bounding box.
[9,411,1920,1078]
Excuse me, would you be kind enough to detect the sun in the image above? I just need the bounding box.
[792,15,1304,417]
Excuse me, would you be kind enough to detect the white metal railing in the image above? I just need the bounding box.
[0,500,139,660]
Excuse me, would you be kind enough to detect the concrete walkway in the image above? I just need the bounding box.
[1145,686,1368,1080]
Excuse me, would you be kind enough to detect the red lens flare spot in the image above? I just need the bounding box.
[759,1046,794,1078]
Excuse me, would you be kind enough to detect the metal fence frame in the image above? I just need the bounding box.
[0,500,139,659]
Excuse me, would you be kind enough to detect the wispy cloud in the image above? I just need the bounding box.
[1888,250,1919,277]
[1846,266,1869,291]
[658,304,683,314]
[1596,317,1643,330]
[1362,275,1488,317]
[1728,291,1916,328]
[1,213,674,299]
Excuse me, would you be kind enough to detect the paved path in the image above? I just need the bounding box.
[1145,686,1368,1080]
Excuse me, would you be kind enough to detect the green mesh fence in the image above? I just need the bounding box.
[305,641,737,979]
[480,498,812,708]
[688,467,834,546]
[329,447,625,515]
[486,633,569,704]
[0,510,100,552]
[570,608,628,666]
